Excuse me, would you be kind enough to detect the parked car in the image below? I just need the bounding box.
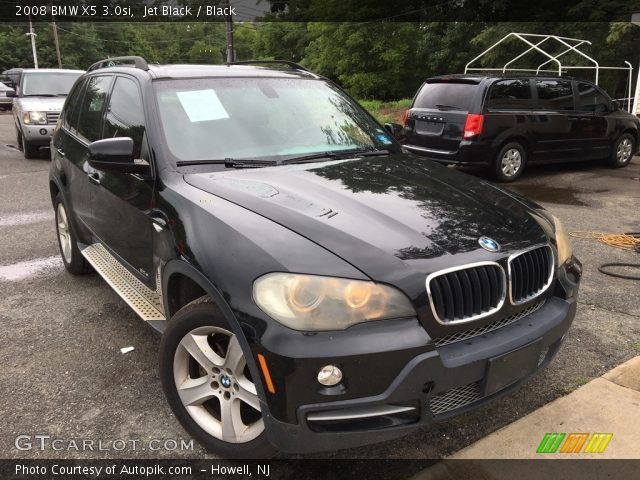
[402,75,640,181]
[0,82,14,110]
[50,57,582,457]
[11,68,83,158]
[1,67,23,89]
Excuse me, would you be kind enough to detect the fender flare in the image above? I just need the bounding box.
[160,259,270,411]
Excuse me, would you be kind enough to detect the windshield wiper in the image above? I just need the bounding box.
[280,148,390,165]
[176,150,389,168]
[23,94,58,97]
[435,104,463,110]
[176,158,277,168]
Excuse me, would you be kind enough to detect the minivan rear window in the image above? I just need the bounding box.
[414,81,478,111]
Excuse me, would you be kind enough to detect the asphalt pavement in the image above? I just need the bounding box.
[1,111,639,462]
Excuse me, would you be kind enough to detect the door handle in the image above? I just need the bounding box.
[88,172,100,185]
[56,147,65,157]
[147,210,168,232]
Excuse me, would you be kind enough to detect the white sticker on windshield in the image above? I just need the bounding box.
[177,89,229,122]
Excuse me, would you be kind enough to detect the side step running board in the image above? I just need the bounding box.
[81,244,166,322]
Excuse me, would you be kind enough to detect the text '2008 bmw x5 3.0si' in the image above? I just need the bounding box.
[49,56,582,458]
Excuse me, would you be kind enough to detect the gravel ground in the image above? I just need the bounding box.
[0,111,639,465]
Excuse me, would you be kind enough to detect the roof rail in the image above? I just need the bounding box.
[87,56,149,72]
[228,60,308,72]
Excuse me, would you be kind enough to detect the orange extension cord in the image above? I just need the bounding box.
[569,231,640,251]
[569,231,640,280]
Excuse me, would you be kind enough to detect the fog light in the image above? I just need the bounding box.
[317,365,342,386]
[39,128,47,135]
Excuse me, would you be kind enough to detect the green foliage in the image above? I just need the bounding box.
[1,17,638,102]
[304,23,423,99]
[252,22,310,62]
[359,98,412,124]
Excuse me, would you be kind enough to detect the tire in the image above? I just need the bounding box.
[610,133,635,168]
[493,142,526,182]
[159,295,277,459]
[54,193,91,275]
[22,133,40,159]
[16,126,23,151]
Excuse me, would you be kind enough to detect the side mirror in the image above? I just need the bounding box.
[88,137,149,173]
[384,122,404,141]
[5,89,16,98]
[611,100,620,112]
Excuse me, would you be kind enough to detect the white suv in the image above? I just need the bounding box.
[11,69,83,158]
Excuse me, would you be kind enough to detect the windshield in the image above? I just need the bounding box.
[154,77,393,164]
[21,72,81,96]
[414,81,479,111]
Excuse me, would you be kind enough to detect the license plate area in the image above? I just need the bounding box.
[415,120,444,136]
[483,340,541,396]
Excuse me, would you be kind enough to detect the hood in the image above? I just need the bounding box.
[184,154,548,282]
[17,96,65,111]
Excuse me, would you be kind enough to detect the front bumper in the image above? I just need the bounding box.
[21,123,55,145]
[262,295,576,453]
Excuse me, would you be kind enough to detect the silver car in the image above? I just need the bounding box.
[12,69,83,158]
[0,82,14,110]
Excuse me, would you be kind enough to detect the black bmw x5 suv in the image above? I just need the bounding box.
[403,74,640,181]
[50,57,582,457]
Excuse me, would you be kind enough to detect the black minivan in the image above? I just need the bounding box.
[403,75,640,181]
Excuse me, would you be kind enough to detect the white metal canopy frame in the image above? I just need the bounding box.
[464,32,634,113]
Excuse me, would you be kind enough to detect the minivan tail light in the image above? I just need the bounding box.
[463,114,484,139]
[402,109,411,127]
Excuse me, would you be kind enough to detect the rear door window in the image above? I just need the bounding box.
[63,78,87,133]
[76,75,112,143]
[534,79,574,111]
[576,82,611,113]
[487,79,532,110]
[414,81,478,111]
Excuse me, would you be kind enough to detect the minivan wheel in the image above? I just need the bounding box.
[54,194,91,275]
[610,134,635,168]
[159,296,277,459]
[493,142,526,182]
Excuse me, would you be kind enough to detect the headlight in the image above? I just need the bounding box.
[253,273,416,331]
[552,215,572,266]
[22,111,47,125]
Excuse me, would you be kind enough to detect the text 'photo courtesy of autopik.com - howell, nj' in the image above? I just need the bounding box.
[1,1,640,480]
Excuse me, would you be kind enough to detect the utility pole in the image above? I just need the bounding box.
[225,0,235,63]
[51,15,62,68]
[632,13,639,115]
[27,16,38,69]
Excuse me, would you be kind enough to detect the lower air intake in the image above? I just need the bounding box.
[429,382,482,415]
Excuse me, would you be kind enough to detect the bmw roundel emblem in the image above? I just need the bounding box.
[478,236,500,252]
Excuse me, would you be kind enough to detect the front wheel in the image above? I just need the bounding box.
[16,126,23,151]
[493,142,526,182]
[22,134,40,159]
[610,133,635,168]
[159,296,276,459]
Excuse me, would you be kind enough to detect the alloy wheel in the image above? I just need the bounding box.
[617,138,633,164]
[501,148,522,177]
[173,326,264,444]
[56,203,72,263]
